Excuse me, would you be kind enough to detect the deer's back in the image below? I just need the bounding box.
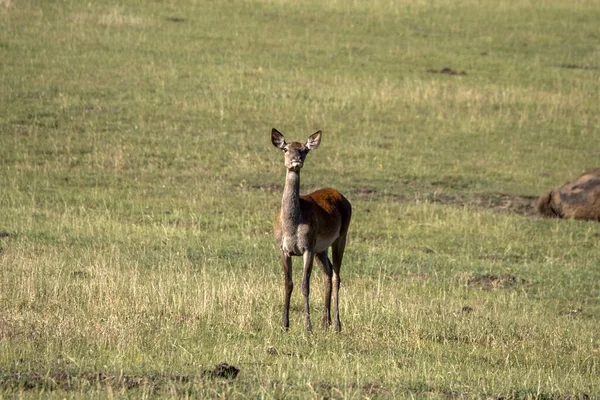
[301,188,352,238]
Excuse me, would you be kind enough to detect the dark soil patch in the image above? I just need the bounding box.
[427,193,538,217]
[407,382,465,399]
[353,187,377,197]
[84,105,103,113]
[558,64,600,71]
[202,362,239,380]
[559,307,584,318]
[427,67,467,76]
[462,273,531,290]
[350,187,537,217]
[166,17,187,23]
[361,382,388,397]
[492,391,591,400]
[349,187,405,202]
[70,270,89,279]
[1,363,239,392]
[461,305,474,313]
[0,371,195,392]
[314,381,389,398]
[0,231,10,238]
[312,381,334,397]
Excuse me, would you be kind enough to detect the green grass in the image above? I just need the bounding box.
[1,0,599,398]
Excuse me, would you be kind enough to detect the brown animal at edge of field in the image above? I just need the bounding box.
[535,168,600,221]
[271,128,352,333]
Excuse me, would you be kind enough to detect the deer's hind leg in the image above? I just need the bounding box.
[331,234,347,333]
[315,251,333,330]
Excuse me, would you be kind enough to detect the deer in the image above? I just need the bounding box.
[536,167,600,221]
[271,128,352,333]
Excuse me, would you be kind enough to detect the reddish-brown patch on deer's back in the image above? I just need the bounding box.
[303,188,345,214]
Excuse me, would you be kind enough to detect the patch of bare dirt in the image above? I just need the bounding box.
[353,187,377,197]
[266,346,279,356]
[311,381,334,397]
[84,105,103,113]
[165,17,187,23]
[427,67,467,75]
[1,363,240,392]
[558,64,600,71]
[70,270,89,279]
[460,273,531,290]
[202,362,239,380]
[558,307,584,318]
[350,187,537,217]
[427,193,538,217]
[493,393,591,400]
[361,382,388,397]
[350,187,405,202]
[407,383,465,399]
[0,371,194,392]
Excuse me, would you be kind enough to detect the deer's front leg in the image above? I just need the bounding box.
[281,251,293,331]
[301,250,314,332]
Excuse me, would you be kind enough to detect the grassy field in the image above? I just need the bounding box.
[1,0,599,398]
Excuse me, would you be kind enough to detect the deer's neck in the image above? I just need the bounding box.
[280,170,302,228]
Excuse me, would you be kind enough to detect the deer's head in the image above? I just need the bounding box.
[271,128,321,172]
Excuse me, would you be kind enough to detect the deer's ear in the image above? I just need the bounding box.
[306,131,321,150]
[271,128,286,150]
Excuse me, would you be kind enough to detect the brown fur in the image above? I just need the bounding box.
[535,168,600,221]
